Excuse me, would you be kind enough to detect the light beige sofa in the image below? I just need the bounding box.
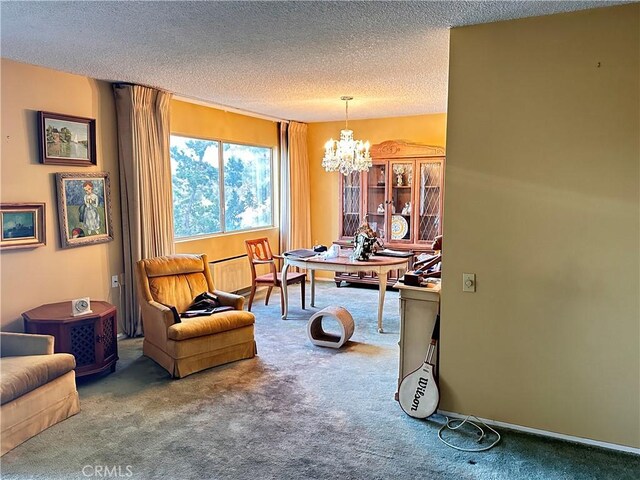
[0,332,80,456]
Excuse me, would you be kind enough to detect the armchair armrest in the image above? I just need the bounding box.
[139,300,178,346]
[0,332,54,357]
[146,301,180,327]
[213,290,245,311]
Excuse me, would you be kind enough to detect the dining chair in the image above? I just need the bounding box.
[245,237,306,314]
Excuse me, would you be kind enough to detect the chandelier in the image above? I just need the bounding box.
[322,96,371,175]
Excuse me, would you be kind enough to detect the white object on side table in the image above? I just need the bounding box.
[71,297,92,316]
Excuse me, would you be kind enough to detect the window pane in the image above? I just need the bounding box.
[222,143,272,232]
[170,135,221,238]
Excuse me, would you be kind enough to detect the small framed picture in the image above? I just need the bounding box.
[56,172,113,248]
[1,203,46,250]
[38,111,96,166]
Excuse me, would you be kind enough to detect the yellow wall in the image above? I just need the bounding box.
[307,114,447,278]
[171,100,279,267]
[442,4,639,448]
[0,59,123,330]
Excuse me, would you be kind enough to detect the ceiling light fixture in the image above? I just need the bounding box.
[322,96,371,176]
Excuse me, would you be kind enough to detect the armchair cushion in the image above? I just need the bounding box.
[143,255,207,277]
[0,353,76,405]
[167,311,255,341]
[148,273,210,313]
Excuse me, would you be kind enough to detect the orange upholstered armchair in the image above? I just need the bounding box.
[135,254,256,378]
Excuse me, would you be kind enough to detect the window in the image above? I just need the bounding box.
[170,135,273,239]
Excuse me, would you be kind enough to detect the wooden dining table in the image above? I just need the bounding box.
[281,253,410,333]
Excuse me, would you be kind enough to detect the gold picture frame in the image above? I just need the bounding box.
[0,203,46,250]
[56,172,114,249]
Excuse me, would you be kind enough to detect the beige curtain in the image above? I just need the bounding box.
[114,84,175,337]
[278,122,290,254]
[286,121,312,251]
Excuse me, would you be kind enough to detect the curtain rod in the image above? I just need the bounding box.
[173,94,289,123]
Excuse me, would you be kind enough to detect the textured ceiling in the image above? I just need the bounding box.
[0,1,626,122]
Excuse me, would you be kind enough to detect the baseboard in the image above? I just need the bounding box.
[437,409,640,455]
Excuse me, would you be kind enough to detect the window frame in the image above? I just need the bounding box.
[170,133,275,241]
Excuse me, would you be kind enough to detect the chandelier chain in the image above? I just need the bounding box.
[345,98,349,130]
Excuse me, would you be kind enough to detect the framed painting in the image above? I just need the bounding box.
[1,203,46,250]
[38,111,96,166]
[56,172,113,248]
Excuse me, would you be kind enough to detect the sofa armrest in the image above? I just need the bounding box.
[213,290,245,311]
[0,332,54,357]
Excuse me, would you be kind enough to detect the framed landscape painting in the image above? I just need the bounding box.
[56,172,113,248]
[39,111,96,166]
[0,203,46,250]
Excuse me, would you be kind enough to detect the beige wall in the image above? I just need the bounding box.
[307,114,447,277]
[171,100,279,282]
[0,59,123,331]
[442,4,639,448]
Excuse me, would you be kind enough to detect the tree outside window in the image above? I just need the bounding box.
[223,143,272,232]
[170,135,273,239]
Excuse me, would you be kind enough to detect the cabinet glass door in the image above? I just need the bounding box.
[390,162,413,242]
[366,164,387,241]
[418,161,443,243]
[341,171,361,237]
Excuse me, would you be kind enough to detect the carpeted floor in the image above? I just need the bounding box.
[1,282,638,479]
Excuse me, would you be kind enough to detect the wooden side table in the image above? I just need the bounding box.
[22,301,118,377]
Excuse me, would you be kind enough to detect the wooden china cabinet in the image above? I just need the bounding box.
[335,140,445,287]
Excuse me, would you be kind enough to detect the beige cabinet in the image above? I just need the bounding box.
[395,283,440,396]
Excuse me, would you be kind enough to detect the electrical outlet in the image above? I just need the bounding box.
[462,273,476,292]
[111,275,120,288]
